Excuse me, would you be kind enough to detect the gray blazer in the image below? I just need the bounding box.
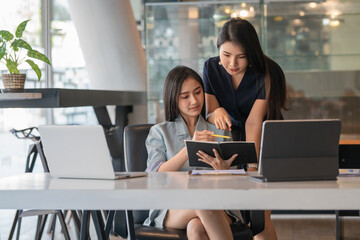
[144,115,243,228]
[145,115,229,172]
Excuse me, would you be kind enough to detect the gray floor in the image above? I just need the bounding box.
[273,215,360,240]
[1,212,360,240]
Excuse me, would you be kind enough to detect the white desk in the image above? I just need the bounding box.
[1,172,360,210]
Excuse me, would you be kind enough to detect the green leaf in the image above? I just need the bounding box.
[6,59,19,74]
[27,49,51,65]
[11,39,32,50]
[0,42,6,60]
[0,30,14,41]
[15,20,30,38]
[26,59,42,81]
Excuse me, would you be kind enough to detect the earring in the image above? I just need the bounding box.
[218,61,222,65]
[249,64,252,68]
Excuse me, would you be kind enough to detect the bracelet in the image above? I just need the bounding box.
[247,163,258,169]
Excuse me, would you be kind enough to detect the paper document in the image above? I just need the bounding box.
[189,169,246,176]
[339,169,360,176]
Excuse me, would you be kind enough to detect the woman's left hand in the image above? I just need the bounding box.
[196,149,238,170]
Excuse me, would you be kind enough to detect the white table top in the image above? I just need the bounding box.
[1,172,360,210]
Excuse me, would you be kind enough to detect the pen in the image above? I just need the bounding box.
[211,134,231,139]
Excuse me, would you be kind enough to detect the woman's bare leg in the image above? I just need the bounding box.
[254,210,277,240]
[164,209,233,240]
[186,217,209,240]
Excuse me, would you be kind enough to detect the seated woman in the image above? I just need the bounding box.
[144,65,241,240]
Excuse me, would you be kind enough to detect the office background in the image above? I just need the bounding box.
[1,0,360,176]
[0,1,360,238]
[0,1,359,175]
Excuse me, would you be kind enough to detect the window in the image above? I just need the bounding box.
[0,0,45,177]
[145,0,360,139]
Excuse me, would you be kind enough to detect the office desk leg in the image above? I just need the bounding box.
[126,210,136,240]
[335,210,344,240]
[70,210,81,240]
[80,211,90,240]
[93,105,133,172]
[91,210,106,239]
[8,210,21,240]
[105,211,115,239]
[57,210,71,240]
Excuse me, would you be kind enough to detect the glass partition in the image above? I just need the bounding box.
[146,1,262,122]
[145,0,360,138]
[266,0,360,137]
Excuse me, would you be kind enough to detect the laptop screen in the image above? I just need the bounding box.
[258,119,341,181]
[39,125,116,179]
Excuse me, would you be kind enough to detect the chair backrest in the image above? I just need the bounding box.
[339,144,360,168]
[123,124,153,172]
[122,124,154,225]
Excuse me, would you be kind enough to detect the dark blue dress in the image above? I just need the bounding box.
[203,56,266,140]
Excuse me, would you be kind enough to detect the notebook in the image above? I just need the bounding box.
[38,125,147,180]
[250,119,341,182]
[185,140,257,168]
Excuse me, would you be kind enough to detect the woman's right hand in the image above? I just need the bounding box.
[212,107,232,131]
[192,130,215,142]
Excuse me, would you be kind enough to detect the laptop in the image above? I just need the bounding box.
[38,125,147,180]
[250,119,341,182]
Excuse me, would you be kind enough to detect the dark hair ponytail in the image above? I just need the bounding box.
[264,56,289,119]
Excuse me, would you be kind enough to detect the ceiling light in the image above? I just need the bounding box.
[240,10,249,18]
[293,19,302,26]
[273,16,283,22]
[329,19,340,27]
[188,7,199,19]
[330,10,341,18]
[322,18,330,26]
[309,2,317,8]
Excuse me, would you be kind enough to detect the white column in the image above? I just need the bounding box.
[67,0,146,91]
[178,6,199,70]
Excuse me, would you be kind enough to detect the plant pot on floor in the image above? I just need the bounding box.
[2,74,26,92]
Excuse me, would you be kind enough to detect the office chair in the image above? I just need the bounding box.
[113,124,264,240]
[336,143,360,240]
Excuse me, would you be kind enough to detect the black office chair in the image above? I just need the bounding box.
[336,143,360,240]
[113,124,264,240]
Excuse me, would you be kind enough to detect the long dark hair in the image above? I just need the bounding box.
[217,17,288,119]
[163,65,206,121]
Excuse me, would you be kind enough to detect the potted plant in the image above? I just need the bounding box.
[0,20,51,92]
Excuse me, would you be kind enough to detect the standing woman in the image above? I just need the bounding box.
[203,18,288,240]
